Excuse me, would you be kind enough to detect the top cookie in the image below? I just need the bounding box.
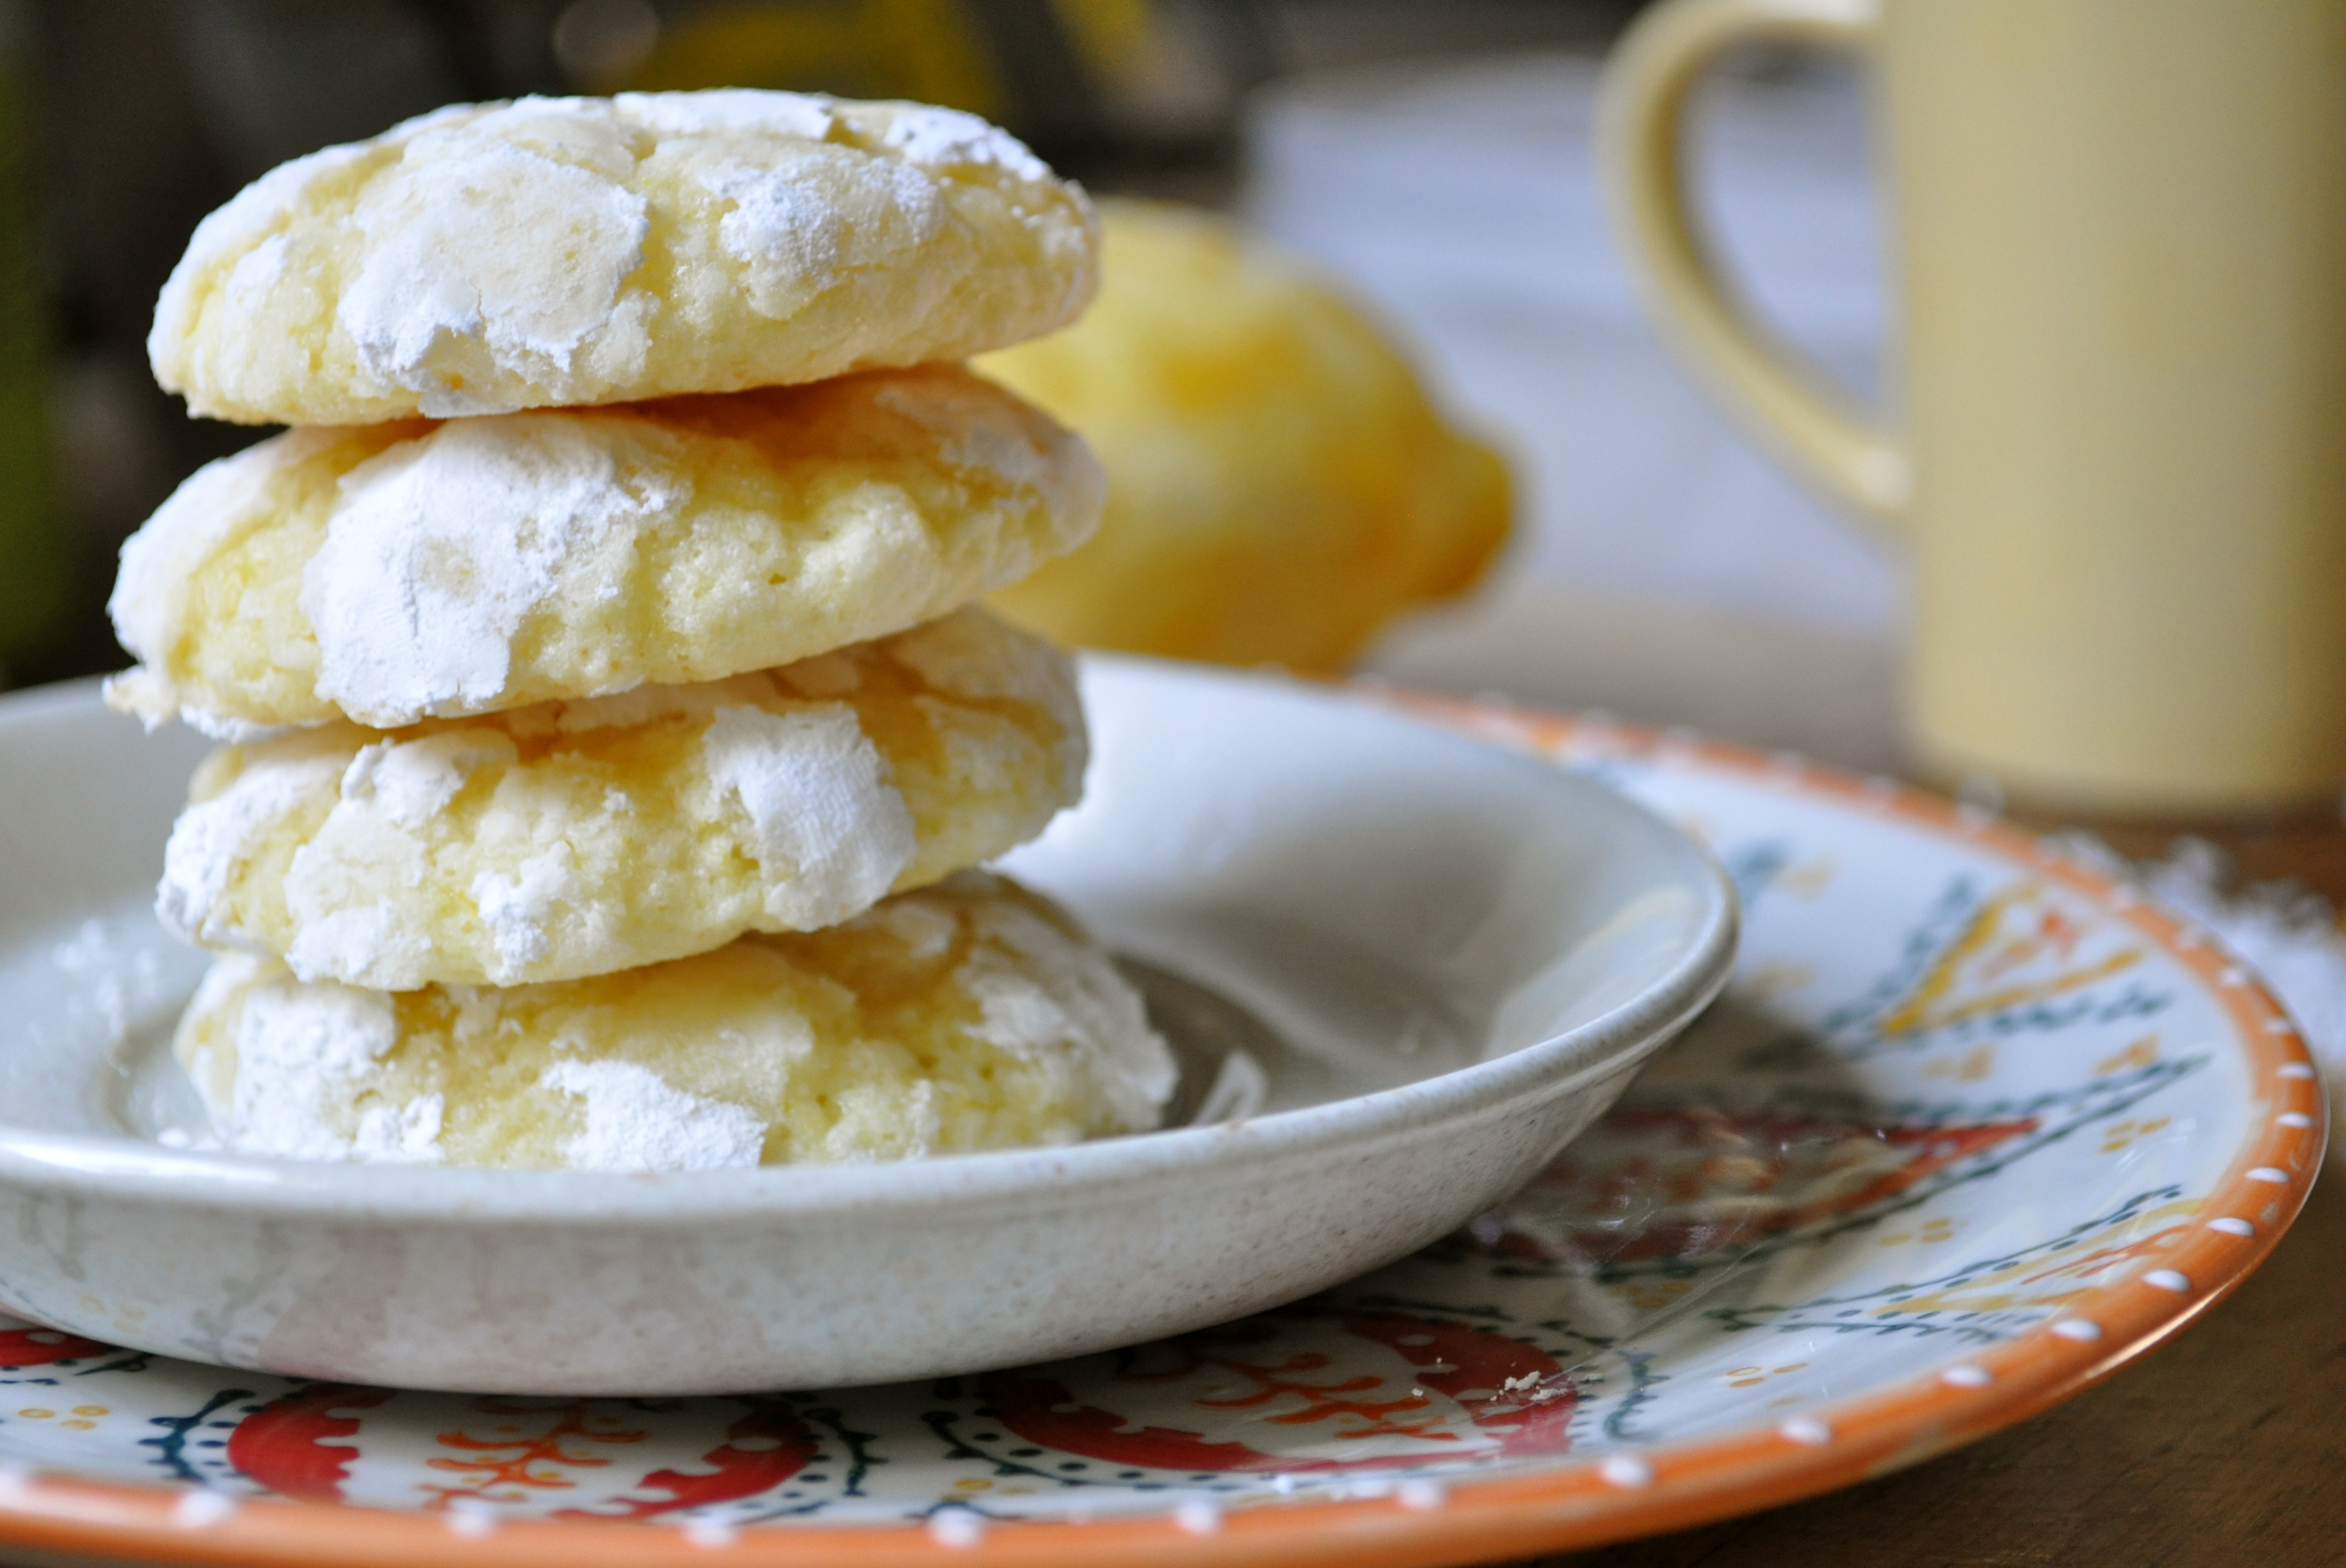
[148,91,1098,425]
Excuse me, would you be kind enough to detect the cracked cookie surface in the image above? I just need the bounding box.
[176,872,1175,1170]
[159,608,1084,990]
[149,91,1098,425]
[108,366,1101,735]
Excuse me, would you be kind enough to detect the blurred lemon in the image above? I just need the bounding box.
[978,199,1512,673]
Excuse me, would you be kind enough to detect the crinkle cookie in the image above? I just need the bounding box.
[175,873,1176,1170]
[106,366,1102,738]
[980,199,1511,674]
[149,91,1098,425]
[158,608,1084,990]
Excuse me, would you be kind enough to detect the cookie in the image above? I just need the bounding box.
[158,608,1084,990]
[979,199,1511,673]
[175,872,1175,1170]
[106,366,1102,736]
[148,91,1098,425]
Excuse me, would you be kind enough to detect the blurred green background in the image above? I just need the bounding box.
[0,0,1643,691]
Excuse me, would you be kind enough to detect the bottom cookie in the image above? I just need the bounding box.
[174,872,1177,1171]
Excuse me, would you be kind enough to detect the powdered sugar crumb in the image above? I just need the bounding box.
[337,732,507,827]
[879,105,1051,184]
[353,1093,445,1161]
[471,845,579,976]
[702,702,916,929]
[542,1059,766,1172]
[959,959,1075,1064]
[698,159,846,289]
[172,703,287,745]
[223,233,289,309]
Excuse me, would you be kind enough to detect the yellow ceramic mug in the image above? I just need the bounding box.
[1598,0,2346,814]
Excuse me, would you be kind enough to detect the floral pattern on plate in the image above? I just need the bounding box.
[0,705,2322,1563]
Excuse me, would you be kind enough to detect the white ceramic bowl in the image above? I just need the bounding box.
[0,659,1735,1395]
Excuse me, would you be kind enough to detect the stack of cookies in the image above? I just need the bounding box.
[107,90,1175,1172]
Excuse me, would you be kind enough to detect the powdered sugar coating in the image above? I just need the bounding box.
[471,847,580,973]
[889,612,1087,796]
[150,91,1097,425]
[615,88,836,139]
[337,132,654,417]
[301,414,679,726]
[879,105,1053,185]
[178,953,444,1164]
[157,738,346,952]
[951,890,1174,1134]
[106,367,1102,734]
[703,703,918,930]
[173,874,1175,1170]
[275,732,519,983]
[160,609,1084,989]
[541,1060,766,1172]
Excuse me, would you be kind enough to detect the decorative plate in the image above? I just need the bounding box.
[0,699,2321,1567]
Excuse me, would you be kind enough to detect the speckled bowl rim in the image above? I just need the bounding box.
[0,694,2324,1568]
[0,665,1738,1225]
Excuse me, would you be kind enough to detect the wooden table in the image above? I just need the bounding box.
[1533,812,2346,1568]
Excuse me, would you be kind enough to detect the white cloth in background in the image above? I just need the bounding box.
[1244,51,1901,634]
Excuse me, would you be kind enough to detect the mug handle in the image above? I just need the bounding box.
[1596,0,1911,530]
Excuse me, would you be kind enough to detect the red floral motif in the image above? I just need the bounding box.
[418,1401,649,1507]
[983,1307,1573,1473]
[0,1325,113,1369]
[553,1401,818,1520]
[1483,1108,2038,1265]
[224,1385,398,1501]
[224,1391,816,1516]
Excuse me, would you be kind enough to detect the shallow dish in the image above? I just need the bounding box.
[0,699,2319,1568]
[0,662,1736,1396]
